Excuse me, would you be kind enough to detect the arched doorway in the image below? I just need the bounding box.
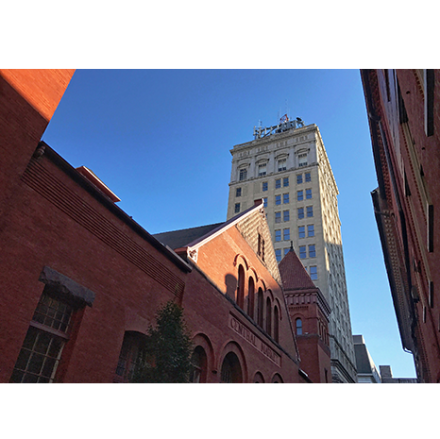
[220,352,243,383]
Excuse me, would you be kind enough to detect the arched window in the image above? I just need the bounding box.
[190,346,207,383]
[266,297,272,336]
[271,373,284,383]
[257,288,264,327]
[253,372,265,383]
[114,331,147,383]
[296,318,303,335]
[236,265,245,309]
[248,277,255,319]
[273,306,279,343]
[220,352,243,383]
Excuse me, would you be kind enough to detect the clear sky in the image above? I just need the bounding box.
[42,69,416,378]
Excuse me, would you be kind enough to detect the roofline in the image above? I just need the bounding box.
[186,200,264,251]
[37,141,192,274]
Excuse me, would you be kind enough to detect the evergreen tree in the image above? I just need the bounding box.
[132,300,193,383]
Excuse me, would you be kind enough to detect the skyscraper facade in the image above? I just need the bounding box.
[226,118,357,382]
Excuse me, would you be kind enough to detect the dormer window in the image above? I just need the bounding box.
[298,153,308,167]
[278,158,287,172]
[239,168,247,181]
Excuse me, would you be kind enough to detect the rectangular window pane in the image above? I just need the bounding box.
[310,266,317,280]
[299,246,306,259]
[297,191,303,201]
[284,248,290,256]
[258,164,267,176]
[297,174,303,184]
[305,172,311,182]
[262,182,268,192]
[298,208,304,219]
[239,169,247,181]
[283,177,289,187]
[307,206,313,217]
[236,188,241,197]
[309,244,316,258]
[263,197,268,208]
[275,230,281,242]
[278,159,286,171]
[308,225,314,237]
[299,226,305,238]
[275,179,281,189]
[235,203,240,213]
[283,210,289,221]
[283,193,289,204]
[283,228,290,241]
[275,195,281,205]
[306,189,312,199]
[275,249,281,262]
[275,212,281,223]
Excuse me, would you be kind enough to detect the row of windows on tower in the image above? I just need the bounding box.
[238,164,311,182]
[275,225,314,242]
[235,201,314,217]
[235,187,313,203]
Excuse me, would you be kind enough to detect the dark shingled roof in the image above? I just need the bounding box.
[153,223,224,250]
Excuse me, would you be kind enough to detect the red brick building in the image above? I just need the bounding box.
[154,203,308,382]
[0,70,311,383]
[361,69,440,382]
[279,247,332,383]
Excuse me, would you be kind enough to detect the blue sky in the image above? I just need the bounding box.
[42,69,416,378]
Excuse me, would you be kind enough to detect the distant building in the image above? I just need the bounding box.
[361,69,440,382]
[379,365,417,384]
[353,335,418,383]
[353,335,382,383]
[226,118,357,382]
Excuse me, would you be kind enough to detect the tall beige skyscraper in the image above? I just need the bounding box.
[226,118,357,382]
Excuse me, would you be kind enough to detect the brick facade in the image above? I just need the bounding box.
[0,70,311,383]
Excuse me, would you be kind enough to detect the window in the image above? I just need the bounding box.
[236,187,241,197]
[275,195,281,205]
[283,228,290,241]
[283,177,289,187]
[278,158,287,171]
[299,226,305,238]
[298,208,304,219]
[308,224,314,237]
[258,163,267,176]
[275,230,281,242]
[283,193,289,204]
[284,248,290,256]
[296,318,303,335]
[262,182,268,192]
[299,246,306,259]
[239,168,247,181]
[297,191,303,201]
[190,346,207,383]
[309,244,316,258]
[266,298,272,336]
[275,249,281,262]
[297,174,303,184]
[307,206,313,217]
[236,265,245,309]
[115,331,147,383]
[298,153,307,167]
[283,210,290,222]
[248,278,255,319]
[10,290,75,383]
[235,203,240,213]
[263,197,268,208]
[220,352,242,383]
[310,266,318,280]
[258,233,265,260]
[273,306,279,343]
[305,172,311,182]
[275,212,281,223]
[425,69,435,137]
[257,288,264,326]
[275,179,281,189]
[306,189,312,199]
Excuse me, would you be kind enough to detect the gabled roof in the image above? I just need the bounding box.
[153,202,263,250]
[153,223,223,250]
[279,247,316,291]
